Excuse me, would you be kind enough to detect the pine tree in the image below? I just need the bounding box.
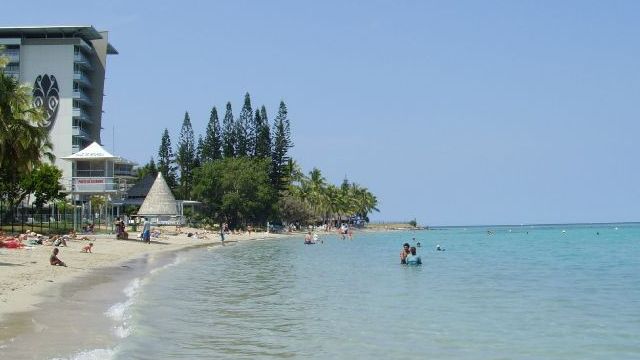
[202,106,222,161]
[158,128,177,189]
[255,105,271,158]
[222,102,235,158]
[271,101,293,191]
[235,92,253,157]
[176,111,196,198]
[195,135,204,168]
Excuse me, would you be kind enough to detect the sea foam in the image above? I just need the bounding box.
[51,348,115,360]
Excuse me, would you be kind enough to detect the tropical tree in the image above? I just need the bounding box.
[221,102,235,158]
[201,106,222,161]
[236,92,253,157]
[22,163,65,209]
[192,157,276,227]
[157,128,177,189]
[271,101,292,191]
[0,54,54,211]
[137,157,158,180]
[254,105,271,158]
[176,111,196,198]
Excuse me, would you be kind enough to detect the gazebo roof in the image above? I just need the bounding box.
[137,173,178,216]
[61,142,116,160]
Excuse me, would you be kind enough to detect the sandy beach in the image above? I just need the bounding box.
[0,228,287,322]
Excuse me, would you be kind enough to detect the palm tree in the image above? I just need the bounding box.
[0,52,54,210]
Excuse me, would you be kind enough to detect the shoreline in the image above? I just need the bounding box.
[0,228,289,322]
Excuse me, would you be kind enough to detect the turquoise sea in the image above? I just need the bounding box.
[5,224,640,359]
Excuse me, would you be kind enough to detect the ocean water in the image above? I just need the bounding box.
[7,224,637,359]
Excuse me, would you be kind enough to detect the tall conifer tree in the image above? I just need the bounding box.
[255,105,271,158]
[202,106,222,161]
[195,135,204,168]
[222,102,235,158]
[235,93,253,157]
[157,128,177,189]
[271,101,292,191]
[176,111,196,198]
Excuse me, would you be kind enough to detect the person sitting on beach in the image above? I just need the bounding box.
[53,236,67,247]
[81,243,93,253]
[400,243,411,264]
[406,247,422,265]
[50,248,66,267]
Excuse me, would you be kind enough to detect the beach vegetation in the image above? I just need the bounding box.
[144,93,378,229]
[221,102,236,158]
[192,157,276,228]
[0,52,57,215]
[254,105,271,158]
[137,157,158,180]
[176,112,197,199]
[157,128,178,190]
[201,106,223,162]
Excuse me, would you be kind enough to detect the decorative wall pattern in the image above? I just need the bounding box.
[32,74,60,129]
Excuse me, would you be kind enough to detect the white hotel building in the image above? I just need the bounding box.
[0,25,119,181]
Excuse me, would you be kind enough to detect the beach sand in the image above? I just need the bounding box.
[0,228,290,358]
[0,228,286,321]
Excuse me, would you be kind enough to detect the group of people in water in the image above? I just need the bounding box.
[399,238,445,265]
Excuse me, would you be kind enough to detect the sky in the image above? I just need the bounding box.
[3,0,639,226]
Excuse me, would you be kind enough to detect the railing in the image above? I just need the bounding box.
[73,71,92,88]
[0,49,19,62]
[72,89,93,105]
[72,107,92,122]
[73,51,92,68]
[72,126,91,139]
[64,177,118,193]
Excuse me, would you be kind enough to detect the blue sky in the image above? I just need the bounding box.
[3,1,639,225]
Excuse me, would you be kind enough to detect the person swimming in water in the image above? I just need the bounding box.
[405,247,422,265]
[436,244,445,251]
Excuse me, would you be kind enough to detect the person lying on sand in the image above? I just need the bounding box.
[50,248,66,266]
[81,243,93,253]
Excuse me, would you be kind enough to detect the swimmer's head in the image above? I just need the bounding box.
[410,246,417,255]
[403,243,410,248]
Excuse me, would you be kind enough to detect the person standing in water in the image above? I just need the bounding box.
[406,246,422,265]
[400,243,411,264]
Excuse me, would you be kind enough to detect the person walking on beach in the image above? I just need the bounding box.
[50,248,66,267]
[220,223,225,242]
[400,243,411,264]
[142,217,151,243]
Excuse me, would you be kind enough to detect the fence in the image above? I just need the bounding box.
[0,203,116,234]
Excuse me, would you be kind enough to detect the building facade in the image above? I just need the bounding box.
[0,26,117,181]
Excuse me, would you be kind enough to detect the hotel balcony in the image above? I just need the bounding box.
[72,89,93,106]
[73,70,92,88]
[72,107,93,123]
[3,68,19,79]
[73,50,92,70]
[72,126,92,140]
[0,48,19,63]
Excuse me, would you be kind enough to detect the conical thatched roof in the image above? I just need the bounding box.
[138,173,178,216]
